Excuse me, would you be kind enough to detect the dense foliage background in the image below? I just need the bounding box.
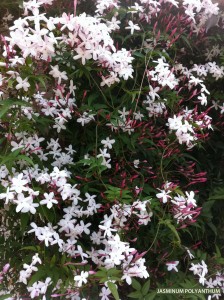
[0,0,224,299]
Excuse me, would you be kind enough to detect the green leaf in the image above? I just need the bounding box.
[50,255,56,267]
[28,267,47,286]
[39,205,55,223]
[107,276,121,281]
[216,257,224,264]
[95,271,107,278]
[107,268,122,277]
[145,292,157,300]
[207,222,217,235]
[142,280,150,296]
[20,213,30,233]
[5,148,22,157]
[28,75,46,88]
[16,155,35,166]
[209,189,224,200]
[61,254,67,265]
[133,51,145,58]
[107,282,120,300]
[181,34,193,52]
[0,148,23,168]
[160,219,181,244]
[87,93,99,106]
[215,245,221,257]
[202,200,215,212]
[104,185,132,203]
[173,188,184,196]
[128,290,143,299]
[181,153,200,163]
[131,278,142,291]
[20,246,40,251]
[0,295,12,300]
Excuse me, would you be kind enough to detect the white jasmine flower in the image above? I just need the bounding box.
[14,193,39,214]
[15,77,30,92]
[166,261,179,272]
[99,218,117,237]
[156,189,172,203]
[101,137,115,149]
[73,47,92,65]
[99,287,111,300]
[198,93,207,106]
[133,159,140,168]
[74,271,89,287]
[40,192,58,209]
[49,65,68,84]
[11,173,28,193]
[125,20,140,35]
[0,187,15,204]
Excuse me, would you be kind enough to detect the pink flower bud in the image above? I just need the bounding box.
[3,263,10,274]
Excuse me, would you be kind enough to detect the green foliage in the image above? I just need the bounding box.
[95,267,122,284]
[128,279,154,300]
[104,185,133,203]
[107,282,120,300]
[0,0,224,299]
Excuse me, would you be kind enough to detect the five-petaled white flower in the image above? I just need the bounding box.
[11,173,29,194]
[74,271,89,287]
[156,189,172,203]
[101,137,115,149]
[40,192,58,209]
[125,20,140,35]
[99,218,117,237]
[73,47,92,65]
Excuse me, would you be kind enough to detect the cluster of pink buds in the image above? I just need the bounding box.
[171,194,202,225]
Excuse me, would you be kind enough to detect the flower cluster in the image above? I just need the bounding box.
[0,0,223,299]
[19,254,42,285]
[156,183,201,224]
[167,108,212,148]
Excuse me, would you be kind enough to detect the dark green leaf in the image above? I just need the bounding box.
[131,278,141,291]
[20,246,40,251]
[128,290,143,299]
[16,155,35,166]
[145,291,157,300]
[28,267,47,286]
[20,213,30,233]
[142,280,150,296]
[107,282,120,300]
